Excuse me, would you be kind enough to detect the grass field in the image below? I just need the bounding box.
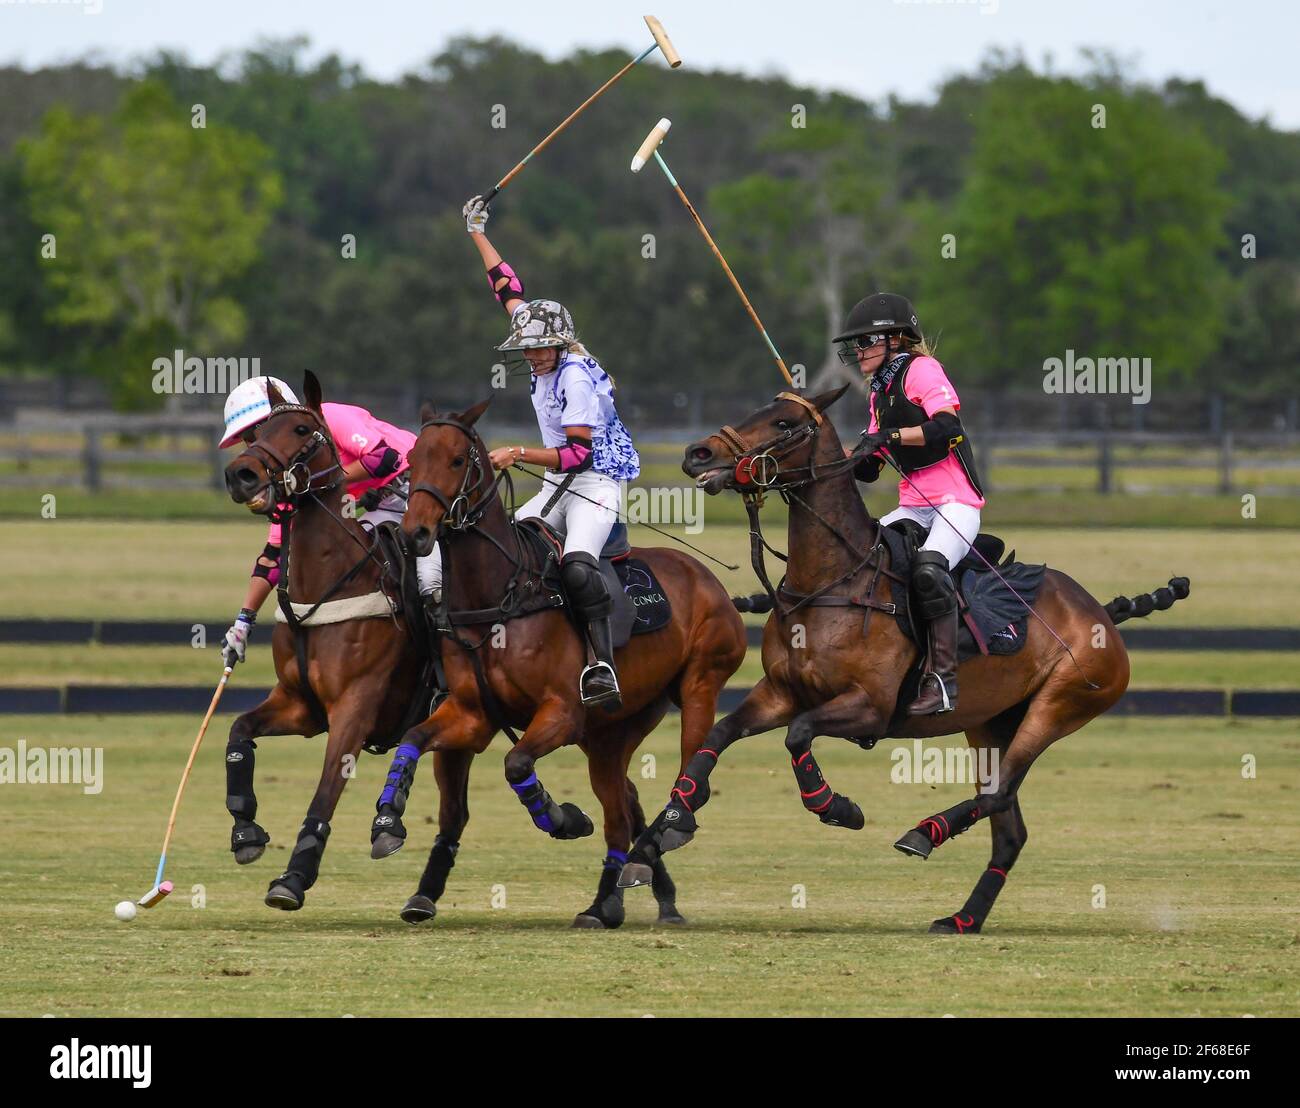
[0,714,1295,1017]
[1,519,1294,625]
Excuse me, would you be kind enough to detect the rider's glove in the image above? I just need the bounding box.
[222,608,257,667]
[463,194,490,235]
[857,428,900,457]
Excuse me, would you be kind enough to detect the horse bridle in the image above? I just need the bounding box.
[408,417,502,532]
[714,391,860,491]
[241,403,343,505]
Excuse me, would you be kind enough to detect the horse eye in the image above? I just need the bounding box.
[295,425,310,435]
[451,456,465,468]
[776,420,790,430]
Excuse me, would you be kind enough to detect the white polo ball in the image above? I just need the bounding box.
[114,900,137,922]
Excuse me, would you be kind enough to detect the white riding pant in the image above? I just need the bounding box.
[417,470,620,597]
[880,502,981,572]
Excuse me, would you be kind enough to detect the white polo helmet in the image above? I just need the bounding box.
[220,376,300,448]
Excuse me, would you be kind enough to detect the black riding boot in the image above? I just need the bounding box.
[561,552,622,710]
[907,550,959,715]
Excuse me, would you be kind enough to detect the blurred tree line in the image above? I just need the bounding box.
[0,38,1296,410]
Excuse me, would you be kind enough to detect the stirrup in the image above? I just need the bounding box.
[579,660,621,708]
[912,672,955,715]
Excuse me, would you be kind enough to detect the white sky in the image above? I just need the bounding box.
[2,0,1297,128]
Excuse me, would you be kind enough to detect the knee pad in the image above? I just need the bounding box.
[561,552,612,618]
[911,550,956,619]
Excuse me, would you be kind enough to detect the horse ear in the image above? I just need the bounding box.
[302,370,323,412]
[458,394,494,427]
[810,383,851,412]
[418,400,437,426]
[264,378,287,410]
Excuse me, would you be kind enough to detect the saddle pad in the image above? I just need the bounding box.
[615,556,672,636]
[879,525,1044,661]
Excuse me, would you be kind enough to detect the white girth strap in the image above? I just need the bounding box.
[273,591,396,626]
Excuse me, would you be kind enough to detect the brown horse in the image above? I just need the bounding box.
[368,398,748,928]
[621,386,1189,933]
[222,371,429,911]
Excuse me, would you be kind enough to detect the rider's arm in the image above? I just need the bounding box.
[468,227,526,315]
[897,406,958,447]
[492,427,591,472]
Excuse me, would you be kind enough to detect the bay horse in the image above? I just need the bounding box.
[368,397,748,928]
[222,371,430,911]
[621,385,1189,933]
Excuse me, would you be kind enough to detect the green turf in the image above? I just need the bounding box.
[0,519,1292,625]
[0,714,1295,1017]
[4,644,1295,692]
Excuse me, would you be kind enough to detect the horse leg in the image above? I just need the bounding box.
[370,699,485,858]
[503,697,592,840]
[626,775,686,925]
[572,737,634,930]
[264,710,368,911]
[896,673,1113,932]
[620,677,796,887]
[784,689,887,830]
[225,686,320,866]
[400,748,474,925]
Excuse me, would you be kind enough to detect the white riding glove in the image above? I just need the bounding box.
[463,194,490,234]
[222,609,256,666]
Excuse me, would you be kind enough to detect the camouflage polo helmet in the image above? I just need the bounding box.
[497,299,577,351]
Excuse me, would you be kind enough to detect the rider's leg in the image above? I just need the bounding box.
[557,472,621,708]
[908,503,979,715]
[359,492,443,602]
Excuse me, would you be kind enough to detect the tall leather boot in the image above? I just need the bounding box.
[560,552,622,710]
[907,550,959,715]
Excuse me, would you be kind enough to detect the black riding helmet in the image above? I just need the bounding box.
[834,293,922,364]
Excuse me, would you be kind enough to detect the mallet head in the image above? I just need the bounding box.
[643,16,682,68]
[137,880,174,909]
[631,117,672,173]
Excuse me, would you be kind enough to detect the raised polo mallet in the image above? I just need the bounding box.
[136,665,233,908]
[481,15,681,204]
[631,118,793,385]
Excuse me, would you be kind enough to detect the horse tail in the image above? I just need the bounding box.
[1105,576,1190,625]
[731,593,773,614]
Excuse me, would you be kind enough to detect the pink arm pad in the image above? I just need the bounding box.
[487,261,525,307]
[555,440,592,472]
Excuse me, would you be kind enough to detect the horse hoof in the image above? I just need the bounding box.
[573,894,625,929]
[617,862,654,889]
[371,832,405,860]
[400,895,437,925]
[265,882,304,911]
[233,844,265,866]
[572,913,605,929]
[656,903,687,926]
[894,828,933,859]
[557,802,594,840]
[820,795,865,830]
[929,914,981,935]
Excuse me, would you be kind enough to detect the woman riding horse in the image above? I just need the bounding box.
[841,293,984,715]
[449,193,642,709]
[217,375,435,672]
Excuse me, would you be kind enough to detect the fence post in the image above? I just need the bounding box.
[208,430,225,491]
[83,427,102,492]
[1218,431,1234,495]
[1097,432,1112,494]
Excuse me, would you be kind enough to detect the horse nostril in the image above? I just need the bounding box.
[691,446,713,463]
[410,526,433,555]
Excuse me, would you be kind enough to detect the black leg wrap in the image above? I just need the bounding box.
[791,749,864,829]
[670,750,716,813]
[225,739,258,821]
[956,866,1008,924]
[511,774,592,839]
[416,836,460,902]
[279,817,331,890]
[651,857,686,924]
[575,863,626,929]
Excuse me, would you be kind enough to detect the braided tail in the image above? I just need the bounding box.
[1105,576,1190,625]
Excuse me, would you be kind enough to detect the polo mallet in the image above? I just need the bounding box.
[137,665,233,907]
[631,118,793,385]
[481,15,681,204]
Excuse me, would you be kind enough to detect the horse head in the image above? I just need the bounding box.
[403,395,494,557]
[683,384,850,494]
